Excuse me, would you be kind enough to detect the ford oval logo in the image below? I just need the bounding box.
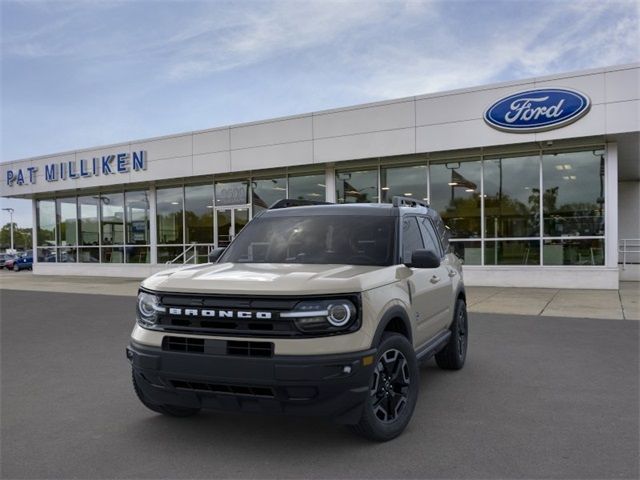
[484,88,591,133]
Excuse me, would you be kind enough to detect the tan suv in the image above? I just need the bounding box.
[127,197,468,441]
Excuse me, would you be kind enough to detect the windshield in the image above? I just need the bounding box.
[219,215,396,266]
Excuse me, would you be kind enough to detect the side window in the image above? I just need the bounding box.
[419,217,442,257]
[402,217,424,264]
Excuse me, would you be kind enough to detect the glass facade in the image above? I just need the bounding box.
[32,147,607,267]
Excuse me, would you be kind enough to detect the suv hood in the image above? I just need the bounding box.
[142,262,398,295]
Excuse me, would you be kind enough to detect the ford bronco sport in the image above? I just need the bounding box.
[127,196,468,441]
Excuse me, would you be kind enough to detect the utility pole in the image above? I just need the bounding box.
[2,207,15,252]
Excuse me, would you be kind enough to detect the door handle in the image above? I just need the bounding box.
[448,269,457,277]
[430,275,440,284]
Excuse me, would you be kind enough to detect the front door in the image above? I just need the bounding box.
[215,206,250,248]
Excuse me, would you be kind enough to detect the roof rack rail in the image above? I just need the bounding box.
[392,196,430,208]
[269,198,332,210]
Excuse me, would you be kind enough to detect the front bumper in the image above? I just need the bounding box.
[127,340,377,424]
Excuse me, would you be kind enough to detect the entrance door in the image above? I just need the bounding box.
[216,207,250,248]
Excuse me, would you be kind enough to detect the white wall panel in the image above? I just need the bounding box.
[606,68,640,103]
[314,128,414,163]
[416,83,535,126]
[130,135,192,161]
[605,100,640,134]
[535,104,607,142]
[535,73,606,105]
[193,151,231,175]
[230,116,312,150]
[132,156,192,182]
[193,128,229,154]
[230,141,313,171]
[313,101,414,139]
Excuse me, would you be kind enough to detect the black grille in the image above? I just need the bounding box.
[171,380,275,398]
[162,336,205,353]
[227,341,273,357]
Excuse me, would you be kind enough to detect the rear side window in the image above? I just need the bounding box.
[402,217,424,264]
[419,217,443,257]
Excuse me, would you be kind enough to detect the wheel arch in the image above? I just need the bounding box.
[371,306,413,348]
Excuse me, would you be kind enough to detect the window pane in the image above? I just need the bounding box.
[101,193,124,245]
[156,187,183,244]
[157,246,183,264]
[125,246,150,264]
[56,197,77,246]
[418,217,442,256]
[484,240,540,265]
[57,246,77,263]
[78,247,100,263]
[78,196,99,246]
[543,238,604,265]
[484,155,540,238]
[37,247,56,262]
[101,246,124,263]
[252,177,286,213]
[125,191,150,245]
[36,200,56,246]
[402,217,424,264]
[430,160,481,238]
[336,169,378,203]
[185,184,213,243]
[543,150,605,236]
[381,165,428,204]
[288,173,325,201]
[215,181,248,206]
[450,241,481,265]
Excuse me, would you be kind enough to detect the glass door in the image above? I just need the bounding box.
[215,206,250,248]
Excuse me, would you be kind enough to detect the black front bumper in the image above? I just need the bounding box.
[127,341,377,424]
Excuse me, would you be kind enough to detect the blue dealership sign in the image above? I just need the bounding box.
[484,88,591,133]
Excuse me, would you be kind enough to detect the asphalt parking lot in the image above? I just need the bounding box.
[1,290,638,479]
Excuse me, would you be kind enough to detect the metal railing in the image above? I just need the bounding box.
[166,243,197,264]
[619,239,640,269]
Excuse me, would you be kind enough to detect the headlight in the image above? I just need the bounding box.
[282,298,358,334]
[136,291,165,328]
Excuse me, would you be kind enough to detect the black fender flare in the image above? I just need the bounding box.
[370,305,413,348]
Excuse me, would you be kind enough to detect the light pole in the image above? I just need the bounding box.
[2,207,15,252]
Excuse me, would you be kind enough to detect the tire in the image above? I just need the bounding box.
[13,264,19,272]
[131,369,200,417]
[350,333,419,442]
[435,298,468,370]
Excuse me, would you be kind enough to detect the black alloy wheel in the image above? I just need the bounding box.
[435,298,468,370]
[371,348,410,423]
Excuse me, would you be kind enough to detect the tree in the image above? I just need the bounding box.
[0,223,32,251]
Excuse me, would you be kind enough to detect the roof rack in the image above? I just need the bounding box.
[392,196,430,208]
[269,198,332,210]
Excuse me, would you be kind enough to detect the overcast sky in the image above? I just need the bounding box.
[1,0,639,228]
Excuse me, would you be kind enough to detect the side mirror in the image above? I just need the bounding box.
[208,247,226,263]
[406,249,441,269]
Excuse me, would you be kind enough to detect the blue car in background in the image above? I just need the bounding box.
[13,251,33,271]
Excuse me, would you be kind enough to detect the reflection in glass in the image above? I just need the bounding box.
[101,193,124,245]
[543,150,605,237]
[157,246,183,264]
[430,160,481,238]
[252,177,286,213]
[58,246,77,263]
[101,247,124,263]
[37,247,56,262]
[484,155,540,238]
[37,200,56,246]
[78,247,100,263]
[449,241,481,265]
[56,198,77,246]
[216,209,232,248]
[215,181,248,206]
[336,169,378,203]
[543,239,604,265]
[185,184,213,244]
[156,187,183,244]
[125,191,150,245]
[78,196,99,246]
[381,165,428,203]
[288,173,325,201]
[126,246,150,264]
[484,240,540,265]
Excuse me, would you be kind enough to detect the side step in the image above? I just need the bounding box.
[415,330,451,362]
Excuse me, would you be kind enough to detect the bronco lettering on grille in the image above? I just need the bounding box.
[167,308,272,320]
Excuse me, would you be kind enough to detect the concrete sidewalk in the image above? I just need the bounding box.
[1,270,638,320]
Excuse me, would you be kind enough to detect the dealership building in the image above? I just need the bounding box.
[1,63,638,289]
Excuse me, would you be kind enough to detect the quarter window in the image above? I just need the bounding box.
[419,217,442,257]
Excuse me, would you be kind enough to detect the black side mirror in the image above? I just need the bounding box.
[406,249,441,269]
[208,247,226,263]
